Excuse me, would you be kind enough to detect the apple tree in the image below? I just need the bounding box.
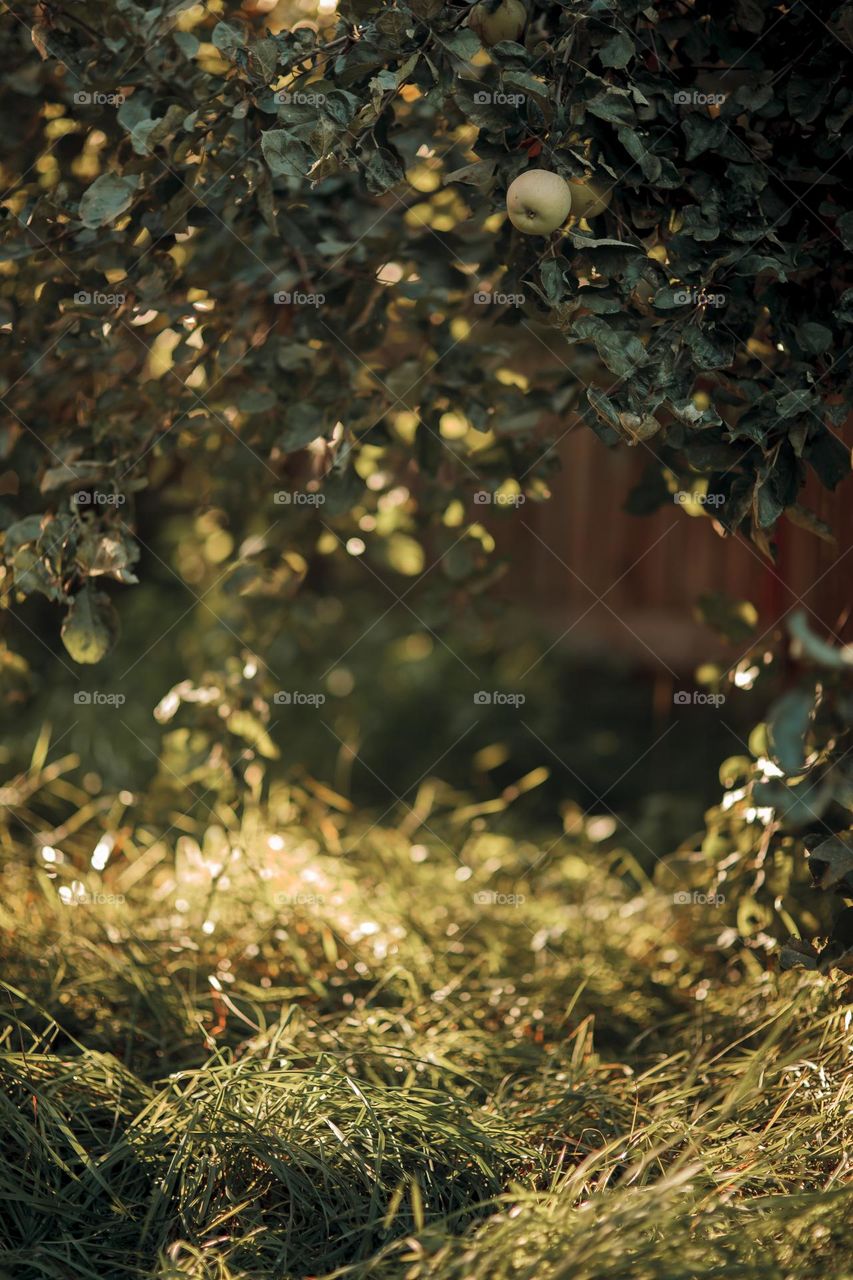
[1,0,852,962]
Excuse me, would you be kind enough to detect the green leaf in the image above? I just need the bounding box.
[443,160,496,190]
[173,30,199,58]
[806,834,853,895]
[75,527,140,585]
[682,114,727,161]
[250,37,280,83]
[775,389,817,418]
[280,403,328,450]
[585,88,635,126]
[653,285,693,310]
[779,938,819,971]
[363,147,405,193]
[78,173,140,229]
[211,21,245,56]
[681,325,734,371]
[834,289,853,326]
[616,127,661,182]
[261,130,311,179]
[2,514,44,553]
[767,687,815,774]
[598,31,634,69]
[805,432,851,489]
[539,260,564,306]
[322,89,361,126]
[794,321,832,355]
[753,454,799,529]
[573,317,647,378]
[503,70,548,98]
[584,388,622,445]
[752,775,828,831]
[440,29,481,60]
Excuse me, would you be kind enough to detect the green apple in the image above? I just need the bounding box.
[468,0,527,46]
[566,177,612,220]
[506,169,572,235]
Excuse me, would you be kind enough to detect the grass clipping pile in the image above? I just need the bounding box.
[0,771,851,1280]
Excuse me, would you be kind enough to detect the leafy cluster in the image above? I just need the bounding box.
[676,610,853,972]
[1,0,851,659]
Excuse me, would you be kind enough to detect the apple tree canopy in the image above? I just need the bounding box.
[1,0,852,662]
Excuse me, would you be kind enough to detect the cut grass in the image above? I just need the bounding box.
[0,771,851,1279]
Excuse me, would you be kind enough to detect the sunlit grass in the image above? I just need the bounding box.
[0,760,850,1279]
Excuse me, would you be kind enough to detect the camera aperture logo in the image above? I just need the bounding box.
[673,690,725,708]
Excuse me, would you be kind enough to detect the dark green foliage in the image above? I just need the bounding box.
[0,2,851,988]
[1,0,851,660]
[676,611,853,972]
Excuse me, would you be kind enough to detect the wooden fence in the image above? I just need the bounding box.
[503,425,852,670]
